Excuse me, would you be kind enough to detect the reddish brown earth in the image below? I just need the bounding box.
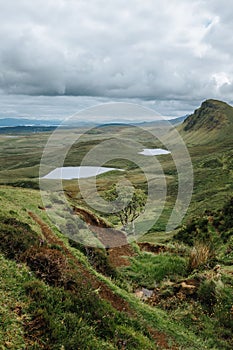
[28,211,130,313]
[149,328,179,350]
[107,244,135,268]
[138,242,169,254]
[28,210,178,349]
[73,206,128,247]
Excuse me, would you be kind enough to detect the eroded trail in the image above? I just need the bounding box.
[28,210,131,313]
[73,206,128,247]
[28,210,179,349]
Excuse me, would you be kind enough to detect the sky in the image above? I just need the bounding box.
[0,0,233,120]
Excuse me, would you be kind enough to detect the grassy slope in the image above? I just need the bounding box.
[0,101,232,228]
[0,100,232,234]
[0,186,217,349]
[177,99,233,217]
[0,99,233,348]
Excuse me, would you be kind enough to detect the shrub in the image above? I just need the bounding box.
[174,216,213,247]
[222,197,233,229]
[23,247,68,286]
[0,217,39,260]
[84,247,117,278]
[174,197,233,248]
[123,253,187,288]
[222,236,233,264]
[174,216,222,268]
[188,242,211,271]
[197,279,217,313]
[221,228,233,243]
[214,286,233,331]
[23,279,153,349]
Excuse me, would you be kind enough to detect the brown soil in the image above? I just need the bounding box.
[149,328,179,350]
[28,210,179,349]
[28,211,131,313]
[107,244,135,268]
[73,206,128,247]
[74,207,135,268]
[73,207,108,228]
[138,242,169,254]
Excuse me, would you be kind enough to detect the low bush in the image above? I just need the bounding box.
[197,279,217,314]
[214,286,233,331]
[122,253,187,288]
[23,279,154,349]
[174,197,233,248]
[84,247,117,278]
[188,242,212,271]
[0,217,39,260]
[23,247,68,286]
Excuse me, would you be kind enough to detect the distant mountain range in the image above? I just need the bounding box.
[0,115,187,129]
[2,98,232,136]
[0,118,60,127]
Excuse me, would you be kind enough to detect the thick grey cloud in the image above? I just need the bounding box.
[0,0,233,117]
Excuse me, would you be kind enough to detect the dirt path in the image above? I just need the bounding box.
[28,211,131,313]
[73,206,128,247]
[29,210,178,349]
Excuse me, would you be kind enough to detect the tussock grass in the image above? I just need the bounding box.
[121,252,187,289]
[189,243,211,270]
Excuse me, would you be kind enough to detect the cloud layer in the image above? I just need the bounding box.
[0,0,233,117]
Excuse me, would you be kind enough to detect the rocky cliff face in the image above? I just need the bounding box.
[183,99,232,132]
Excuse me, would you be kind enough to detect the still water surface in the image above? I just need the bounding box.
[43,149,170,179]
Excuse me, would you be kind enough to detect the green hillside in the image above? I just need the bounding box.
[0,99,233,349]
[162,99,233,221]
[0,186,216,350]
[178,99,233,146]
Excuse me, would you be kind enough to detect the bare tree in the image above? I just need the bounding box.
[103,185,147,233]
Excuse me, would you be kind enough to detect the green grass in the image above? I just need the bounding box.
[0,121,232,232]
[120,252,187,289]
[0,106,233,348]
[0,203,155,349]
[0,185,226,349]
[0,254,32,349]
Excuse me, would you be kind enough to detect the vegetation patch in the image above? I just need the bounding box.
[122,252,187,289]
[0,216,39,260]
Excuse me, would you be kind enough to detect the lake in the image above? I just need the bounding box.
[42,166,123,180]
[138,148,171,156]
[42,149,170,179]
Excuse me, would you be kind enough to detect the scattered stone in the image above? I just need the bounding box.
[134,287,154,301]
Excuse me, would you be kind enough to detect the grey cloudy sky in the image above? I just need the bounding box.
[0,0,233,119]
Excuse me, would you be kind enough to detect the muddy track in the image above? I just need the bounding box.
[73,206,128,247]
[28,210,178,349]
[28,211,131,313]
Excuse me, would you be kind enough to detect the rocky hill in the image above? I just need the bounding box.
[177,99,233,145]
